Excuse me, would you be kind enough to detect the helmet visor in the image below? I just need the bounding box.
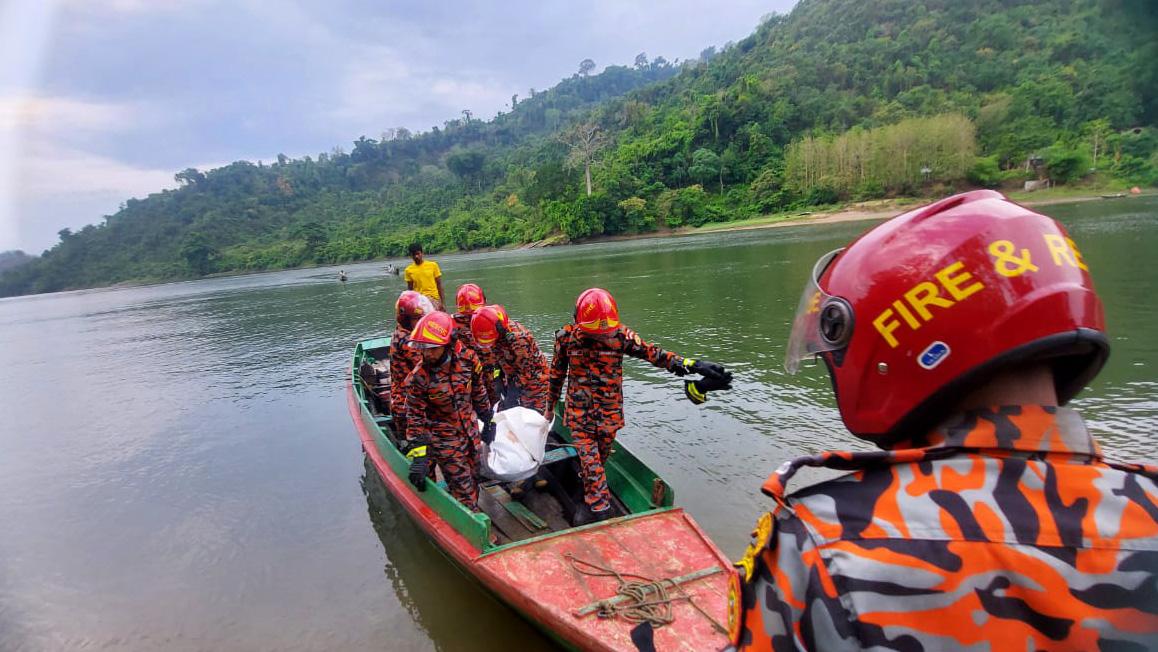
[784,248,845,374]
[416,294,436,316]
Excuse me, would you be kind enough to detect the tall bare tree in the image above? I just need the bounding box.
[559,122,607,196]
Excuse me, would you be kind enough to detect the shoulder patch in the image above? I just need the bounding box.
[621,327,642,346]
[736,512,774,582]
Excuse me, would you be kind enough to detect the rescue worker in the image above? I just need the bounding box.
[454,283,488,320]
[402,311,494,512]
[731,190,1158,650]
[387,290,433,441]
[548,288,732,525]
[453,282,498,403]
[470,304,550,414]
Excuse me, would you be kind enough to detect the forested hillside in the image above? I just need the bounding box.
[4,0,1155,296]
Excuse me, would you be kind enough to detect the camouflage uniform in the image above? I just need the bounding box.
[388,323,421,437]
[493,319,550,413]
[734,405,1158,651]
[548,323,684,511]
[401,342,490,511]
[454,313,499,406]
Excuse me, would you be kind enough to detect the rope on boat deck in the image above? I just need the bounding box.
[565,553,726,634]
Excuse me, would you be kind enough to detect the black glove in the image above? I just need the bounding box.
[684,374,733,405]
[675,358,732,382]
[407,446,429,491]
[481,420,497,445]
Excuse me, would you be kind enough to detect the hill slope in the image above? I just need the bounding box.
[3,0,1155,296]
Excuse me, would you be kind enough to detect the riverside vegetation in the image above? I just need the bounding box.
[2,0,1155,297]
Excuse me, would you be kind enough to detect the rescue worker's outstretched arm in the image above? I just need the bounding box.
[620,327,682,370]
[620,327,733,403]
[546,328,570,420]
[401,367,431,490]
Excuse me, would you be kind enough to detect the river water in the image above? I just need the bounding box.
[1,197,1154,651]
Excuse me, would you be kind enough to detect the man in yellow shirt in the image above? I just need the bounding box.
[404,242,445,309]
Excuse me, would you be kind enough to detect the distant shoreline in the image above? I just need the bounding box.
[556,190,1151,247]
[6,191,1151,299]
[677,190,1150,238]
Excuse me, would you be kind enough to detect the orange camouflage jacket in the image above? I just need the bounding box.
[401,341,489,447]
[493,319,549,410]
[733,405,1158,651]
[388,323,421,420]
[547,323,683,432]
[453,313,499,405]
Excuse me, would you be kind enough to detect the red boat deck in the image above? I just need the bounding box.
[478,510,732,651]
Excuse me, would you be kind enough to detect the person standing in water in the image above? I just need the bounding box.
[404,242,445,310]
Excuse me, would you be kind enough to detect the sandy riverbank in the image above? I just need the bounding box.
[679,190,1152,237]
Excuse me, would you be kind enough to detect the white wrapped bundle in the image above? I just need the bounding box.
[480,406,550,482]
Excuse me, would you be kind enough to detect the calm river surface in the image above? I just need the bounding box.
[1,197,1155,651]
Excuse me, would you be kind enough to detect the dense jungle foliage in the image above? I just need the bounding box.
[3,0,1156,296]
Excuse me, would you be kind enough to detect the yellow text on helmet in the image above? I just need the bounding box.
[873,261,985,348]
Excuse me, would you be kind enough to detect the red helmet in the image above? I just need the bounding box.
[455,283,487,315]
[470,305,509,347]
[408,311,455,349]
[785,190,1107,444]
[395,290,434,325]
[574,288,621,335]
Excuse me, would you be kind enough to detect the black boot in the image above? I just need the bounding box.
[572,504,613,527]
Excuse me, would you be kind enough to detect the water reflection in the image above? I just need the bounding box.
[360,458,556,651]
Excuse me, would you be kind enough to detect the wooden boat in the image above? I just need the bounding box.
[348,336,736,651]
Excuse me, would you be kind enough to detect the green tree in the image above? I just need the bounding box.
[968,156,1002,188]
[446,148,487,191]
[180,232,217,275]
[1043,144,1091,184]
[174,168,206,187]
[689,148,723,192]
[617,197,653,232]
[293,222,327,255]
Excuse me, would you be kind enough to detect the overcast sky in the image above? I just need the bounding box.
[0,0,796,254]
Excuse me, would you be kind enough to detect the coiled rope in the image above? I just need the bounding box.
[565,553,725,633]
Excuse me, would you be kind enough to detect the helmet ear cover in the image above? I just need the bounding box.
[818,297,854,366]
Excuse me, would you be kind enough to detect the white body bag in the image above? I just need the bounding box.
[479,406,550,482]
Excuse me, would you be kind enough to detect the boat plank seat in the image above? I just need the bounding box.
[484,485,550,533]
[479,486,536,544]
[541,445,577,465]
[518,489,573,532]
